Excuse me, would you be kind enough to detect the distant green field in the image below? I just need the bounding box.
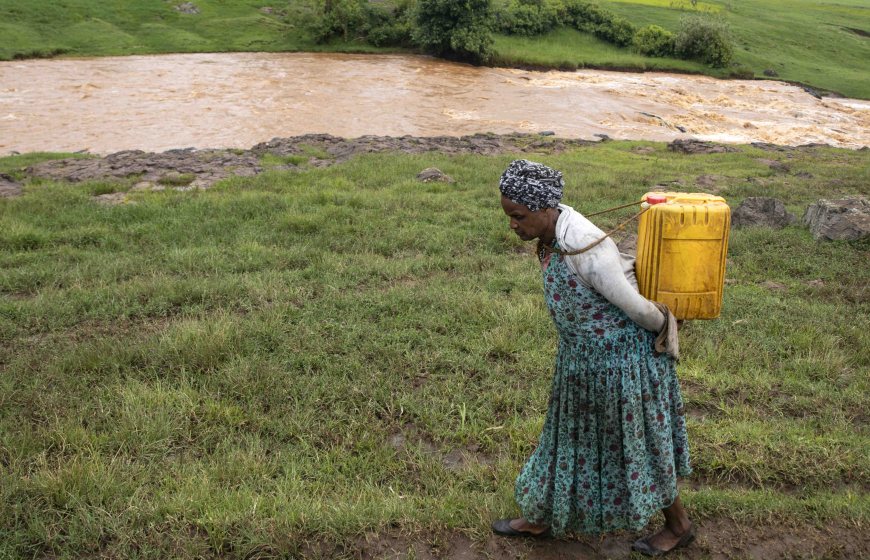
[491,27,713,74]
[1,0,868,98]
[0,0,394,59]
[596,0,870,97]
[493,0,870,97]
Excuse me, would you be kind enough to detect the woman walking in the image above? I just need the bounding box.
[492,160,694,556]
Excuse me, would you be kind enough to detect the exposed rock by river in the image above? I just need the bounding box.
[23,134,856,193]
[28,148,262,187]
[25,133,597,188]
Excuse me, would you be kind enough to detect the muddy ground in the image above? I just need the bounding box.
[297,518,866,560]
[326,419,866,559]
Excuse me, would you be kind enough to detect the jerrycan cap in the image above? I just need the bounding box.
[646,194,668,205]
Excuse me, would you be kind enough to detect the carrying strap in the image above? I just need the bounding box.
[542,201,650,257]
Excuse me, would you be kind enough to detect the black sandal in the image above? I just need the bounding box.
[632,523,696,557]
[491,518,551,538]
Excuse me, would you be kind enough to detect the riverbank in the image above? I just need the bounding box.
[1,0,868,99]
[2,138,868,558]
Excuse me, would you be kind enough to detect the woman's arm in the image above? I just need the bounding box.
[566,240,665,333]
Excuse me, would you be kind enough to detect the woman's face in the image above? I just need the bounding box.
[501,195,556,241]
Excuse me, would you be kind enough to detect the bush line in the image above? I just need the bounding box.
[314,0,734,67]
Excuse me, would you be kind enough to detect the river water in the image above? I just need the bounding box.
[1,52,868,154]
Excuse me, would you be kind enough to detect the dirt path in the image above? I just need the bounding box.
[303,519,865,559]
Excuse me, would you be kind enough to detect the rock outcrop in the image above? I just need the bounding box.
[22,134,601,194]
[416,168,454,183]
[732,197,795,229]
[803,196,870,241]
[27,149,262,189]
[667,139,737,154]
[175,2,199,15]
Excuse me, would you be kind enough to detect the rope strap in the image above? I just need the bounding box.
[541,204,650,257]
[585,200,645,217]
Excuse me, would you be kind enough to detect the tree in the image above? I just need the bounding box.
[674,15,733,67]
[414,0,494,64]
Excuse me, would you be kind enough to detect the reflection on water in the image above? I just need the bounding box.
[0,52,867,154]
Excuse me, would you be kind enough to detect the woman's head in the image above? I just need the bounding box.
[499,160,564,241]
[499,159,564,211]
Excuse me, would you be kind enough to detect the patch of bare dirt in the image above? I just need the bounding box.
[0,173,23,197]
[301,518,867,559]
[694,174,726,193]
[388,422,494,472]
[756,158,790,172]
[616,233,637,256]
[684,402,721,422]
[760,280,788,291]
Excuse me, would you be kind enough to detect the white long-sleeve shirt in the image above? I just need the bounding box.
[555,204,665,333]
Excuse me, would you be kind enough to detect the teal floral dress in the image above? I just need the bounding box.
[514,244,691,536]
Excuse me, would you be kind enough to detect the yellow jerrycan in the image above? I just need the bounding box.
[635,192,731,320]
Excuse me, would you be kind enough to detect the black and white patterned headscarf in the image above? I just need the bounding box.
[499,159,564,212]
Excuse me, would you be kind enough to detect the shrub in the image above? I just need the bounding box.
[367,19,415,47]
[594,16,635,46]
[565,1,612,30]
[315,0,368,42]
[414,0,494,64]
[315,0,416,47]
[632,24,675,57]
[497,0,568,36]
[367,0,417,47]
[564,1,635,46]
[674,15,733,67]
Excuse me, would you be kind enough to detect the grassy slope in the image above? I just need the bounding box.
[1,0,868,98]
[494,0,870,97]
[598,0,870,96]
[1,143,868,557]
[491,27,713,74]
[0,0,393,59]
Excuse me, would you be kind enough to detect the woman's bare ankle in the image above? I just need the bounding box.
[509,518,548,534]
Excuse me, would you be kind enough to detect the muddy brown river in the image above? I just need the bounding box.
[1,52,868,154]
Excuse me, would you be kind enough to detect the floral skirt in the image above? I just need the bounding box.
[514,333,691,536]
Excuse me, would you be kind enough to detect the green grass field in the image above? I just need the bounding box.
[0,0,394,60]
[491,26,712,74]
[1,0,868,98]
[1,142,868,557]
[597,0,870,97]
[493,0,870,97]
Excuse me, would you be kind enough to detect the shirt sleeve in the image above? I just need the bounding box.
[565,239,665,333]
